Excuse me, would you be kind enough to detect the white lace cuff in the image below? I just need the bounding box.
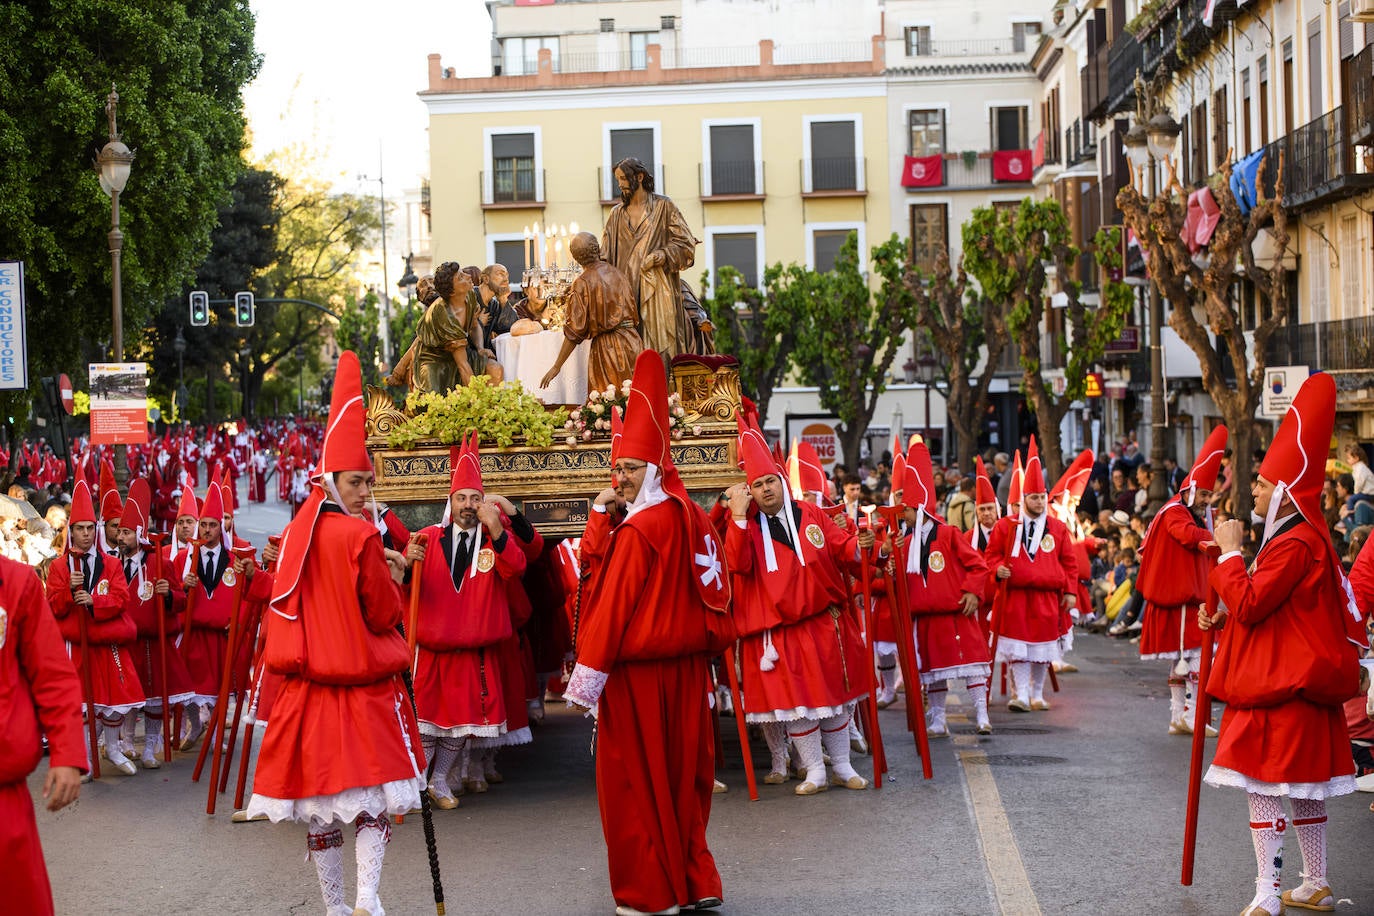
[564,662,609,711]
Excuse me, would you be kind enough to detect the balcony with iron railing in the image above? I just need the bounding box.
[1351,42,1374,146]
[1136,0,1234,82]
[1106,31,1142,115]
[902,151,1035,192]
[1083,39,1112,121]
[480,168,545,208]
[1064,119,1098,166]
[700,160,765,199]
[887,35,1038,65]
[1033,129,1062,175]
[1264,315,1374,373]
[801,157,867,196]
[1260,106,1374,212]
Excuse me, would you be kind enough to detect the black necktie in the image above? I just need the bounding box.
[124,559,134,583]
[767,515,793,550]
[977,528,987,551]
[453,531,471,589]
[82,556,93,591]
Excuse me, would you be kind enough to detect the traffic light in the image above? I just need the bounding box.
[189,290,210,326]
[234,291,255,327]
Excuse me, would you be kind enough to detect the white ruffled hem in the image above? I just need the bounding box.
[874,641,898,656]
[995,637,1063,664]
[1139,648,1204,662]
[186,693,219,706]
[921,664,991,685]
[140,692,196,711]
[90,701,145,716]
[245,777,426,825]
[418,721,505,739]
[744,699,865,724]
[471,726,532,748]
[1204,765,1358,800]
[564,663,609,709]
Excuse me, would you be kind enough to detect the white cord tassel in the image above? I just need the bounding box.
[760,629,779,671]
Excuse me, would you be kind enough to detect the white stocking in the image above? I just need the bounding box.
[307,817,348,916]
[354,813,391,914]
[1246,793,1286,915]
[763,722,790,775]
[102,722,132,767]
[927,683,948,730]
[966,678,990,727]
[819,712,859,781]
[876,651,898,701]
[1029,663,1048,703]
[1168,674,1187,722]
[120,712,137,747]
[1009,662,1031,702]
[143,713,163,760]
[788,721,825,785]
[1290,798,1332,905]
[429,739,461,799]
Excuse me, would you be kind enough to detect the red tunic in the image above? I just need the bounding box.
[123,549,195,709]
[412,523,526,738]
[175,543,272,702]
[902,522,990,683]
[1,557,87,916]
[725,502,868,720]
[985,513,1077,663]
[480,516,545,747]
[1137,501,1215,659]
[573,498,731,914]
[1206,519,1365,794]
[46,550,144,714]
[248,508,424,818]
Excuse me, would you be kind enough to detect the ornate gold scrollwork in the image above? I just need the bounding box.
[365,386,408,438]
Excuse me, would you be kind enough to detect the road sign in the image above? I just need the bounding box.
[1260,365,1309,418]
[58,372,73,414]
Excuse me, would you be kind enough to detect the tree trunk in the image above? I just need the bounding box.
[1225,409,1257,524]
[840,422,866,474]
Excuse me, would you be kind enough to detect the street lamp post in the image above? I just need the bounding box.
[918,349,937,460]
[360,164,392,365]
[296,345,305,414]
[1122,86,1181,516]
[173,326,187,422]
[95,85,135,486]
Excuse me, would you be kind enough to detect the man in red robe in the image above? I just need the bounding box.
[724,422,873,793]
[1,553,86,916]
[564,350,733,916]
[247,351,425,916]
[1136,425,1226,735]
[1200,373,1367,916]
[985,438,1077,712]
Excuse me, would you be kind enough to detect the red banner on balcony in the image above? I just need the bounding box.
[901,154,943,188]
[1032,132,1045,170]
[992,149,1032,182]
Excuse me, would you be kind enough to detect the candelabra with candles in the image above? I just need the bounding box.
[522,220,583,331]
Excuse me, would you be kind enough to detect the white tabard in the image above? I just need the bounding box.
[493,330,591,405]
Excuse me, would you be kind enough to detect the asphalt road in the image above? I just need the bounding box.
[30,499,1374,914]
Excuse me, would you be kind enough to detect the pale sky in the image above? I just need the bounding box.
[242,0,493,198]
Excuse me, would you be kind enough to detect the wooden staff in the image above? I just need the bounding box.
[218,547,261,796]
[875,507,933,779]
[1181,589,1219,886]
[720,645,758,801]
[193,550,249,808]
[68,549,101,780]
[173,537,205,751]
[148,533,174,763]
[233,535,280,810]
[857,508,887,788]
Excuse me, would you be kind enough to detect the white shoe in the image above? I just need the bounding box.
[615,906,680,916]
[876,687,896,708]
[106,746,138,776]
[976,716,992,735]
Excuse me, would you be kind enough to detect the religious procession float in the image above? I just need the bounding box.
[364,178,745,536]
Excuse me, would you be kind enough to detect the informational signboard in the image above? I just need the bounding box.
[0,261,29,390]
[1104,326,1141,353]
[88,362,149,445]
[1260,365,1309,418]
[785,414,842,469]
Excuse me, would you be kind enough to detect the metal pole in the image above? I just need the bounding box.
[1147,159,1168,515]
[109,187,130,488]
[379,159,392,366]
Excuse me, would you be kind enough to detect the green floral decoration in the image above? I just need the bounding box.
[386,377,569,450]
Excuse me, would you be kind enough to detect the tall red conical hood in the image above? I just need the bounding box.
[1050,449,1094,504]
[975,456,998,508]
[176,485,199,521]
[1022,436,1047,495]
[1007,450,1024,507]
[200,469,224,522]
[739,426,780,485]
[449,431,483,494]
[1179,424,1229,500]
[620,350,671,468]
[609,406,624,468]
[902,441,941,517]
[70,479,96,527]
[98,460,122,521]
[796,439,828,498]
[1258,373,1335,535]
[317,350,371,477]
[891,452,907,497]
[120,478,152,543]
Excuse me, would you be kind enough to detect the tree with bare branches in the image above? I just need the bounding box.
[1116,153,1288,523]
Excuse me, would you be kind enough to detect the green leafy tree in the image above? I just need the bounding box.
[793,232,920,468]
[336,290,383,387]
[701,265,809,423]
[0,0,259,435]
[907,250,1011,472]
[963,200,1133,479]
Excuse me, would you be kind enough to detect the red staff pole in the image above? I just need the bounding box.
[233,535,280,810]
[857,507,887,787]
[720,645,758,801]
[195,553,250,815]
[218,546,260,796]
[148,533,174,763]
[876,507,933,779]
[68,549,101,780]
[407,533,428,674]
[1181,588,1219,886]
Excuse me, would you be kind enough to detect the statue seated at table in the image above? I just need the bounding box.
[387,261,503,394]
[538,232,644,395]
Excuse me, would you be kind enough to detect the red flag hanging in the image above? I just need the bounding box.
[992,149,1032,182]
[900,154,943,188]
